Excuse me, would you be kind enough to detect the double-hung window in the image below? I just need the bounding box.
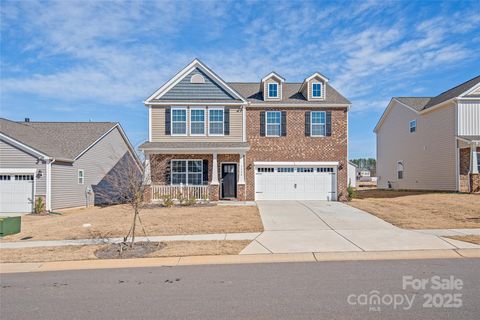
[190,108,205,135]
[311,111,326,136]
[171,108,187,135]
[171,160,203,185]
[409,120,416,133]
[209,108,224,135]
[266,111,281,137]
[268,83,278,98]
[78,169,84,184]
[312,83,322,98]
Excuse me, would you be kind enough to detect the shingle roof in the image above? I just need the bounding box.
[394,76,480,111]
[394,97,432,111]
[0,118,117,161]
[139,141,250,150]
[228,82,351,105]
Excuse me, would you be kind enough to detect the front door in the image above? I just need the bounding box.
[221,164,237,199]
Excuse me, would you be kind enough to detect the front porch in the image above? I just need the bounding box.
[458,136,480,193]
[142,142,250,202]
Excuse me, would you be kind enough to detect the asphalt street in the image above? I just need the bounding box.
[1,258,479,319]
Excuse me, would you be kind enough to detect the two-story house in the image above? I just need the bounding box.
[140,59,351,201]
[375,76,480,193]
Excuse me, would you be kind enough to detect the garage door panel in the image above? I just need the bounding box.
[255,166,336,201]
[0,175,34,213]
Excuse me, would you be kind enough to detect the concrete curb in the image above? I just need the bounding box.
[1,249,479,274]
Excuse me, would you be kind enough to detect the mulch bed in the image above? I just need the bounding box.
[95,241,166,259]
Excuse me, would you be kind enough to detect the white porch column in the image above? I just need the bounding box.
[472,144,479,174]
[238,153,246,184]
[143,153,152,185]
[211,153,219,185]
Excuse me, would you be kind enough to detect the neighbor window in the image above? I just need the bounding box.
[266,111,281,136]
[190,108,205,135]
[311,111,326,136]
[209,108,224,135]
[397,161,404,180]
[171,160,203,185]
[268,83,278,98]
[171,108,187,135]
[312,83,322,97]
[78,169,84,184]
[409,120,416,133]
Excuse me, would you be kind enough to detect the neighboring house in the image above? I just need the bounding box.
[347,161,357,187]
[358,169,371,178]
[0,118,142,214]
[141,59,351,201]
[375,76,480,193]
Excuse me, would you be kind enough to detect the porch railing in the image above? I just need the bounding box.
[151,184,210,201]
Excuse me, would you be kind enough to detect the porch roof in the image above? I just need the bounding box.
[457,135,480,143]
[139,141,250,153]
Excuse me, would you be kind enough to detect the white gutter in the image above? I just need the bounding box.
[254,161,339,166]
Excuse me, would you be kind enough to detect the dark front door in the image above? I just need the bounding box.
[221,164,237,199]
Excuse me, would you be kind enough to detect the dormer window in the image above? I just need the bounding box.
[312,83,322,98]
[268,83,278,98]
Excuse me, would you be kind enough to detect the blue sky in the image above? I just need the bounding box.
[1,0,479,159]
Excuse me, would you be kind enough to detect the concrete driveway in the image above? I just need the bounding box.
[241,201,479,254]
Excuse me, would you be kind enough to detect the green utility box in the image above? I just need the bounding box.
[0,216,21,237]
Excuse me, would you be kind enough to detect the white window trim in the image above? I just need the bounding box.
[409,120,416,133]
[208,107,225,136]
[311,82,323,98]
[267,83,279,98]
[170,159,204,186]
[265,111,282,137]
[78,169,85,185]
[310,111,326,137]
[171,107,188,136]
[189,106,206,136]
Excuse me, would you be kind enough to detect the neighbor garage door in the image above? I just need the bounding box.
[255,165,337,201]
[0,174,34,213]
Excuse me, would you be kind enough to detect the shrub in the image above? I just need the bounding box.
[183,197,197,206]
[34,197,45,214]
[347,184,356,201]
[161,194,175,207]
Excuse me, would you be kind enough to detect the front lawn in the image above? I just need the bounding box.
[1,204,263,242]
[0,240,251,263]
[349,189,480,229]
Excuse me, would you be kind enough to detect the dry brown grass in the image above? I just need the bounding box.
[0,240,251,263]
[349,189,480,229]
[1,204,263,242]
[446,235,480,245]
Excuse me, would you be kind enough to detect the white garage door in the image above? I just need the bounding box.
[255,166,337,201]
[0,174,34,213]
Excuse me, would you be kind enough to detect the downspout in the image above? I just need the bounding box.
[46,158,55,212]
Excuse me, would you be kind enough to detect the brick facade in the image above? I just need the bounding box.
[244,107,348,201]
[459,147,480,193]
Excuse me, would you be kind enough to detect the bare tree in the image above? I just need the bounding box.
[93,150,147,247]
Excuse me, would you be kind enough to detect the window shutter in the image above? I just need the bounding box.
[165,160,171,185]
[165,108,171,135]
[305,111,310,136]
[281,111,287,136]
[224,108,230,135]
[260,111,266,136]
[203,160,209,185]
[326,111,332,136]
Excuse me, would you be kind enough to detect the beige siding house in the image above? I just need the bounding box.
[375,76,480,192]
[0,119,142,214]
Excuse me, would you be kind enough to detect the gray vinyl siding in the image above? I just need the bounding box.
[159,68,235,100]
[151,106,244,142]
[51,127,137,209]
[376,101,457,191]
[0,139,47,196]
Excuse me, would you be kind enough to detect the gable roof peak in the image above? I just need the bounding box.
[261,71,285,83]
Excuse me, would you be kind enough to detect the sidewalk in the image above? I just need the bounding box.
[2,248,480,274]
[0,232,261,249]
